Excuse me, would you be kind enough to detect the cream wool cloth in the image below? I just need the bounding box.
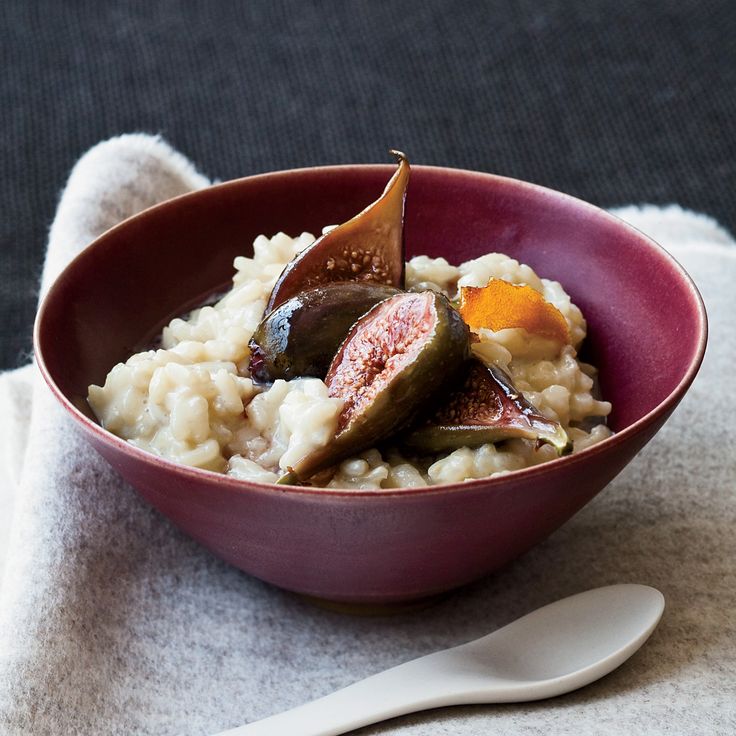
[0,136,734,735]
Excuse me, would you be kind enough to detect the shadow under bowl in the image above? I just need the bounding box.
[35,165,707,603]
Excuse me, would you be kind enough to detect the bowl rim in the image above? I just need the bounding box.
[34,163,709,500]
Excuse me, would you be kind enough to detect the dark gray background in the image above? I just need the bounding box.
[2,1,734,369]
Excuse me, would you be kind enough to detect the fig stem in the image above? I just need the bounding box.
[276,470,300,486]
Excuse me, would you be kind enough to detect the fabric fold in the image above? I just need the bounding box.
[0,136,733,735]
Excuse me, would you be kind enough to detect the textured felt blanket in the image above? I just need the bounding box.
[0,136,733,735]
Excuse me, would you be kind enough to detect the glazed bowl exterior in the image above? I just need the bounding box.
[34,165,707,603]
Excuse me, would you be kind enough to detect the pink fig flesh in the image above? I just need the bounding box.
[280,291,470,483]
[401,359,572,454]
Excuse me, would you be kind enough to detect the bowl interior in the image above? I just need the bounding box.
[37,165,705,438]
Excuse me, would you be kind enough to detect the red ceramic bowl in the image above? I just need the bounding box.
[35,165,707,604]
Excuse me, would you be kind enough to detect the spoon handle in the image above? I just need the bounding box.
[211,647,471,736]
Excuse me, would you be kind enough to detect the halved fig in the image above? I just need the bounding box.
[266,150,410,312]
[401,359,572,454]
[279,291,470,483]
[248,282,400,382]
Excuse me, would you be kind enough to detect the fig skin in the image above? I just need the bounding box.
[401,359,572,454]
[279,291,470,483]
[266,150,409,313]
[248,282,400,382]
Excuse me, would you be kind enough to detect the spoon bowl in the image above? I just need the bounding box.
[215,584,664,735]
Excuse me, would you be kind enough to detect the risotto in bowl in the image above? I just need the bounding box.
[35,158,706,603]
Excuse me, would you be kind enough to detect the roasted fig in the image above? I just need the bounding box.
[279,291,470,483]
[401,359,572,454]
[248,282,400,382]
[266,150,410,312]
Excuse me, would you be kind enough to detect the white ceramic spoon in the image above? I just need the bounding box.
[213,584,664,736]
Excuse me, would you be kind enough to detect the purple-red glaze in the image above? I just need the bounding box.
[34,165,707,603]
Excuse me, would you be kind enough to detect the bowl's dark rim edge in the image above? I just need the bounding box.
[33,164,709,500]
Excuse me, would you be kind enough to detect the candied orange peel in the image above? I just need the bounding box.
[458,279,570,344]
